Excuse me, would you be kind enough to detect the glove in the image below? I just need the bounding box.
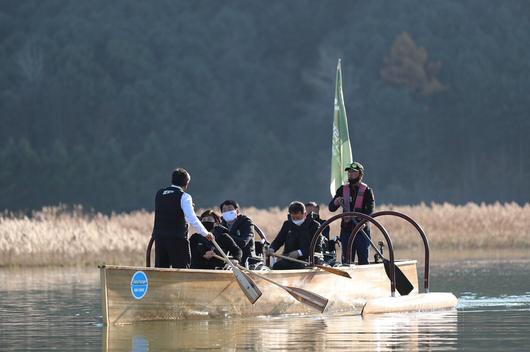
[203,250,215,259]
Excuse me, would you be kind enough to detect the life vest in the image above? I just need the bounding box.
[152,186,188,239]
[342,182,367,222]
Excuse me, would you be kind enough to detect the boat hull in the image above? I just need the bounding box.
[100,261,420,325]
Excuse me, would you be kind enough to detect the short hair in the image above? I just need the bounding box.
[288,201,305,214]
[199,209,221,224]
[172,168,190,187]
[305,202,318,209]
[220,200,239,211]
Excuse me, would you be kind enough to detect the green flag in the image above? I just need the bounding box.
[330,59,353,196]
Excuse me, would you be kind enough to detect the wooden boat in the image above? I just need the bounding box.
[101,261,417,325]
[100,211,458,325]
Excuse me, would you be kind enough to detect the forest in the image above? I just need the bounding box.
[1,0,529,212]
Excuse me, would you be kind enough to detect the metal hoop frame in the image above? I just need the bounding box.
[346,210,431,293]
[308,212,397,296]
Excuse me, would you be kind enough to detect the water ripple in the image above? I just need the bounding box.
[457,293,530,310]
[1,265,530,351]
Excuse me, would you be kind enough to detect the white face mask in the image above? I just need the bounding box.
[292,218,305,226]
[222,210,238,222]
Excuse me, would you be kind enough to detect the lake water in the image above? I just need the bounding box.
[1,258,529,351]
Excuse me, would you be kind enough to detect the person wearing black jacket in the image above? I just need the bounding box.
[152,168,213,268]
[305,202,331,250]
[190,210,242,269]
[220,200,255,267]
[328,162,375,265]
[268,202,322,270]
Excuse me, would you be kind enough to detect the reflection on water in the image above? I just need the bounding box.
[1,259,530,351]
[0,268,101,351]
[104,311,457,351]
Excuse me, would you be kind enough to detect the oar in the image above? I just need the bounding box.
[211,239,262,304]
[357,229,414,296]
[212,254,328,313]
[270,253,351,279]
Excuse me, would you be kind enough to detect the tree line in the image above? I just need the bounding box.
[1,0,529,212]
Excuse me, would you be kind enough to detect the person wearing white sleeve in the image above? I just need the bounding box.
[180,192,209,236]
[151,168,213,268]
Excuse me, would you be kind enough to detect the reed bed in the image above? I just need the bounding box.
[0,203,528,267]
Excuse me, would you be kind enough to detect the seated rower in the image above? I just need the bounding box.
[305,202,331,247]
[190,210,242,270]
[220,200,256,267]
[267,201,323,270]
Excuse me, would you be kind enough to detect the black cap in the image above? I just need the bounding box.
[345,161,364,172]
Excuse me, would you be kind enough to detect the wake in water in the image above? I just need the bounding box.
[458,292,530,310]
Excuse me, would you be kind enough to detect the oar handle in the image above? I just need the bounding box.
[270,253,310,266]
[211,239,237,271]
[212,253,238,269]
[212,253,228,262]
[360,230,385,258]
[212,254,278,286]
[359,230,394,266]
[213,253,236,266]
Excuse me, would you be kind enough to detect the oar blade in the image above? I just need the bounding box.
[272,254,351,279]
[285,286,329,313]
[383,260,414,296]
[232,267,263,304]
[315,264,352,279]
[211,239,262,304]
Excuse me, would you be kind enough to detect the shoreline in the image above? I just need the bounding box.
[1,248,528,269]
[1,203,529,267]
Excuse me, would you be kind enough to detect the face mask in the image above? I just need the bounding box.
[292,218,305,226]
[222,210,238,222]
[202,221,215,231]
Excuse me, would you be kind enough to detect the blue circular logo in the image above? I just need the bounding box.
[130,271,148,300]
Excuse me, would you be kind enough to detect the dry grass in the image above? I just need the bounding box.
[0,206,152,267]
[1,203,529,267]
